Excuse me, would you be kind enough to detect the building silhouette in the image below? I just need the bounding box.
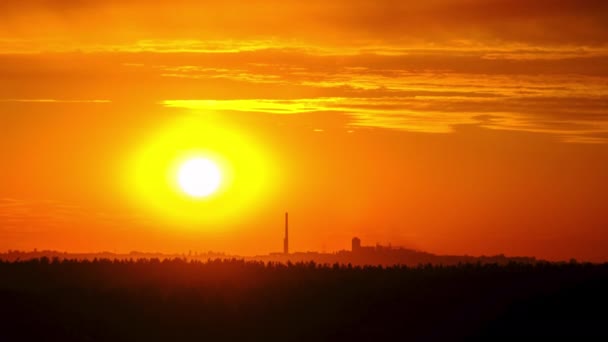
[352,237,361,252]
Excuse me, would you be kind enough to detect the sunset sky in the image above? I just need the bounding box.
[1,0,607,261]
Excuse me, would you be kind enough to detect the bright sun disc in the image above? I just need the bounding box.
[127,116,274,226]
[177,158,222,198]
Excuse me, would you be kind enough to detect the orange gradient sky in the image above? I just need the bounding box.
[1,0,607,261]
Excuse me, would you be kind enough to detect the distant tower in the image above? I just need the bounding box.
[283,212,289,254]
[352,237,361,252]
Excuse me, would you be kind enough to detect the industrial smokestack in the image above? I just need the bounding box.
[283,212,289,254]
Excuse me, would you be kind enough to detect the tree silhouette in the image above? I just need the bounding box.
[0,258,606,341]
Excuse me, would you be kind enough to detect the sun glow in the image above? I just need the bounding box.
[177,158,222,198]
[127,115,275,227]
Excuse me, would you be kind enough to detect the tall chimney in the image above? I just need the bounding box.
[283,212,289,254]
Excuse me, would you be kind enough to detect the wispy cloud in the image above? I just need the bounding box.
[162,63,608,142]
[0,0,606,143]
[4,38,608,62]
[0,198,141,233]
[163,96,608,142]
[1,0,607,48]
[0,99,111,103]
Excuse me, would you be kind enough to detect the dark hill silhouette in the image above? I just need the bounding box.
[1,243,538,266]
[257,245,537,266]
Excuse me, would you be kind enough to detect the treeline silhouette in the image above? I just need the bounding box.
[1,258,606,341]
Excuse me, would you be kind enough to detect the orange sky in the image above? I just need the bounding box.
[1,0,607,261]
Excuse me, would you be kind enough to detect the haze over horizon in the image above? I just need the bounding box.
[1,0,608,262]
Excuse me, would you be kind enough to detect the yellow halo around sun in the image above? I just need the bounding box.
[177,158,222,198]
[126,115,275,228]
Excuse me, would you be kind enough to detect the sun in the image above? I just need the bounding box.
[127,116,275,226]
[177,158,222,198]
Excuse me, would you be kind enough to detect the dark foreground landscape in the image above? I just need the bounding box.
[1,259,607,341]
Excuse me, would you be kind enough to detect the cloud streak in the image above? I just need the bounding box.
[160,63,608,142]
[163,94,608,142]
[0,1,606,143]
[0,198,143,233]
[1,0,607,47]
[0,99,111,103]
